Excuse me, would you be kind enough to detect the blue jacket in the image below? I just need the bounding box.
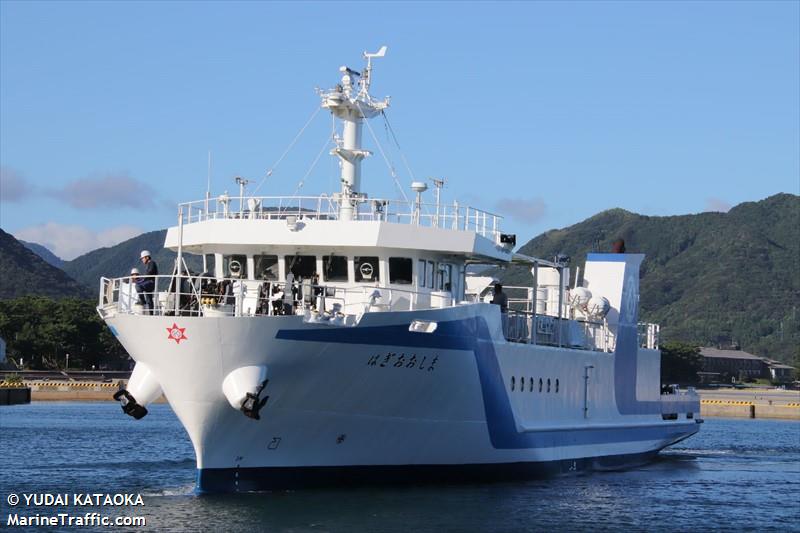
[140,259,158,292]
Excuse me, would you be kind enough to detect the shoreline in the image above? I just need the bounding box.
[10,381,798,419]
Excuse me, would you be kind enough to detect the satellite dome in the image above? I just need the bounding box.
[569,287,592,309]
[586,296,610,319]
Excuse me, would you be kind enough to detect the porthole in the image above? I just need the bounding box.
[538,378,543,393]
[520,376,525,392]
[547,378,551,393]
[529,377,534,392]
[556,379,560,393]
[511,376,515,391]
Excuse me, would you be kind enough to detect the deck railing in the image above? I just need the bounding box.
[98,275,432,320]
[98,275,659,353]
[177,195,503,240]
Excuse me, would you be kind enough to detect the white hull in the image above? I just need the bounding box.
[107,303,699,492]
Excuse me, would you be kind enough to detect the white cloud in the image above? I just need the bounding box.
[494,196,547,224]
[14,223,143,260]
[704,197,732,213]
[49,173,158,209]
[1,166,34,203]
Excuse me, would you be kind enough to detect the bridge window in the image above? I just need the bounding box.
[203,254,215,276]
[223,254,248,279]
[547,378,551,393]
[253,255,279,280]
[437,263,453,291]
[355,256,380,283]
[520,376,525,392]
[286,255,316,279]
[539,378,543,393]
[529,377,534,392]
[418,260,426,287]
[556,379,560,393]
[323,255,348,282]
[389,257,413,285]
[426,261,434,288]
[511,376,515,391]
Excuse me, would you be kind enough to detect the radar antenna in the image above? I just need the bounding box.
[360,46,387,98]
[320,46,390,221]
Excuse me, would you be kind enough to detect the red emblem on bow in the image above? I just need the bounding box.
[166,323,188,344]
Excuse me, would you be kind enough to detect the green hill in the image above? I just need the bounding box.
[501,193,799,364]
[20,240,65,269]
[62,229,202,289]
[0,229,89,299]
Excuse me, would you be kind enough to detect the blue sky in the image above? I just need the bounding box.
[1,1,798,259]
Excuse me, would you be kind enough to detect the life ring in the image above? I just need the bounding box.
[359,262,374,279]
[229,260,242,278]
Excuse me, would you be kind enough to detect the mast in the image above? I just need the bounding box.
[320,46,390,221]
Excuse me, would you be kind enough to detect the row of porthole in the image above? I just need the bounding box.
[511,376,559,393]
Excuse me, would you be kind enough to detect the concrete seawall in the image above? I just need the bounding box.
[24,381,166,403]
[699,389,800,420]
[700,401,799,420]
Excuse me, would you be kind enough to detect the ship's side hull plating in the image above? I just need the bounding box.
[106,303,699,493]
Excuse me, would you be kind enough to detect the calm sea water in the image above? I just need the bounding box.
[1,402,798,532]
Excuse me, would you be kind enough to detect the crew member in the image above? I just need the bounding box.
[491,283,508,313]
[139,250,159,314]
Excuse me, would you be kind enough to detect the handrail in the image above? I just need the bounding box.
[175,195,504,239]
[98,273,658,354]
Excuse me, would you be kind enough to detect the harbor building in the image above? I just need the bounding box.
[699,347,796,384]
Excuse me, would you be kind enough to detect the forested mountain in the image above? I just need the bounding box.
[0,229,89,299]
[20,240,65,269]
[501,193,799,364]
[62,230,202,289]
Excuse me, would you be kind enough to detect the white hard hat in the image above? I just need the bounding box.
[140,250,151,259]
[131,268,140,274]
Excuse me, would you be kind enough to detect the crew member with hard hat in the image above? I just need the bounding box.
[139,250,158,314]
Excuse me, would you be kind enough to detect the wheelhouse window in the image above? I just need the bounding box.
[253,254,278,280]
[389,257,413,285]
[323,255,349,282]
[285,255,316,279]
[223,254,247,279]
[426,260,434,288]
[438,263,453,291]
[417,259,426,287]
[203,254,215,276]
[355,256,379,283]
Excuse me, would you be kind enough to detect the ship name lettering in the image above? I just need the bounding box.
[366,352,438,371]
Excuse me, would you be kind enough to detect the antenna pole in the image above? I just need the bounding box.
[235,176,250,216]
[206,150,211,216]
[431,178,445,228]
[320,46,389,221]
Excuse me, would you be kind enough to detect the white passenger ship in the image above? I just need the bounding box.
[98,48,701,492]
